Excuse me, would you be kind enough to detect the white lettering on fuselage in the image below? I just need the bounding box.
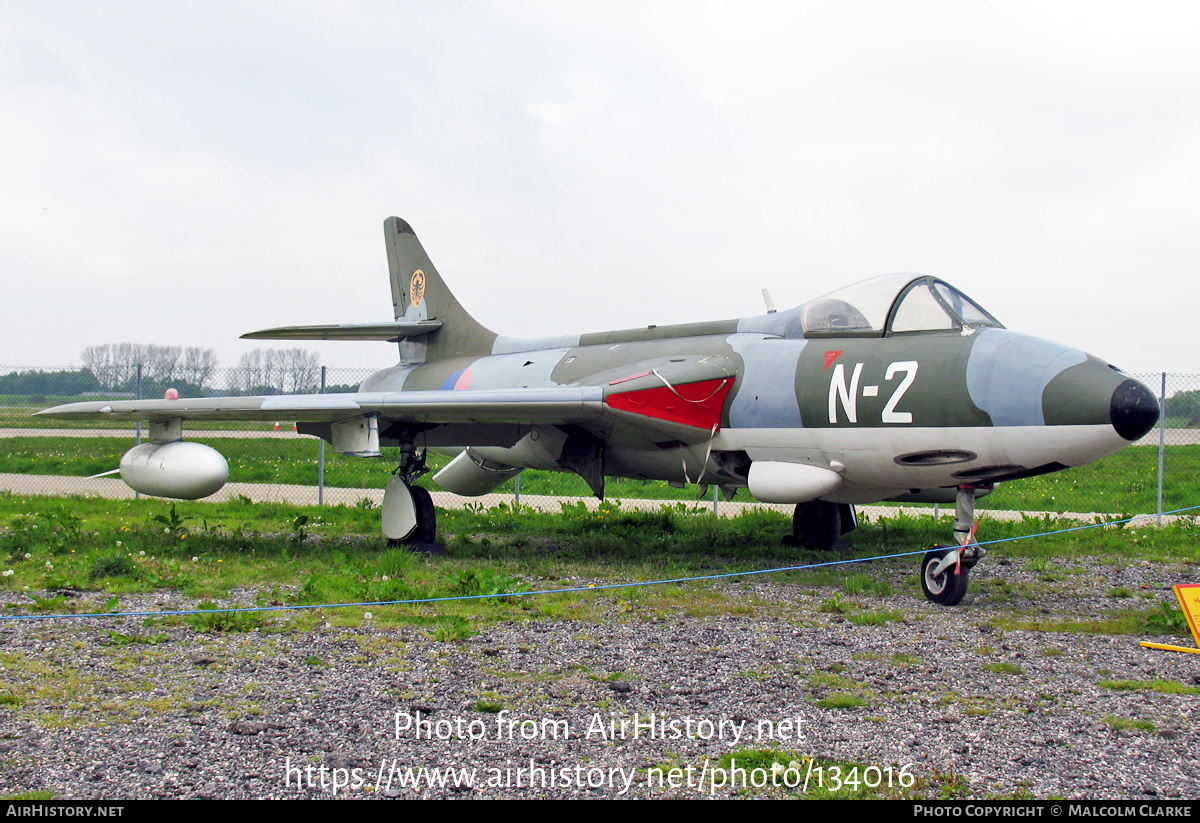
[828,361,919,425]
[827,363,863,424]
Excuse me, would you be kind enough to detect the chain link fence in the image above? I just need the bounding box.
[0,365,1195,524]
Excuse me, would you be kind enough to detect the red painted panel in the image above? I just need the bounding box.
[606,378,732,430]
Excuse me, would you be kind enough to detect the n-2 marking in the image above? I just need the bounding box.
[828,360,919,425]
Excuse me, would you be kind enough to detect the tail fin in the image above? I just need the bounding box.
[385,217,497,361]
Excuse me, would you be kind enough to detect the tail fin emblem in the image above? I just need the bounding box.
[409,269,426,308]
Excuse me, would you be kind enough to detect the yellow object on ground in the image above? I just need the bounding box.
[1139,584,1200,654]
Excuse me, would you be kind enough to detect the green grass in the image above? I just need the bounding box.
[808,671,872,710]
[841,572,893,597]
[986,604,1196,636]
[814,693,868,709]
[847,609,905,626]
[0,493,833,631]
[185,602,272,633]
[1098,679,1200,695]
[0,490,1194,641]
[982,444,1198,514]
[1104,715,1158,733]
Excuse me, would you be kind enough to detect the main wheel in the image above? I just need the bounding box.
[405,485,437,546]
[386,484,438,549]
[921,547,969,606]
[793,501,841,550]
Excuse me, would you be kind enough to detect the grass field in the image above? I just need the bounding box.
[1,436,1197,515]
[0,492,1195,632]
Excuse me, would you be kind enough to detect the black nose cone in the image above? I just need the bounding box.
[1110,379,1159,441]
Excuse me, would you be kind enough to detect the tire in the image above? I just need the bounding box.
[792,501,841,550]
[406,485,437,546]
[386,485,438,549]
[921,547,969,606]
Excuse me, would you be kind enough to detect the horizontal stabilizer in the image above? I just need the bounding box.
[240,320,443,342]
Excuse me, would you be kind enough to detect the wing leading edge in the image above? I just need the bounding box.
[37,387,605,426]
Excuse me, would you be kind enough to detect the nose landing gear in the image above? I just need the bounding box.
[919,484,988,606]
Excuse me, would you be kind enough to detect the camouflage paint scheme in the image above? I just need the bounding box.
[41,217,1158,511]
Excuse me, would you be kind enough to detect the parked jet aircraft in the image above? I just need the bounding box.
[40,217,1160,606]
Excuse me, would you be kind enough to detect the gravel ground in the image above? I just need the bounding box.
[1,555,1197,800]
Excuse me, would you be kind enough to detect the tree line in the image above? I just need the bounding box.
[81,343,218,391]
[0,344,327,397]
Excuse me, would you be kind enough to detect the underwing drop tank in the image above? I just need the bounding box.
[747,461,843,504]
[119,442,229,500]
[432,449,523,496]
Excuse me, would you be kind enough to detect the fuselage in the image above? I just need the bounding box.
[359,301,1156,505]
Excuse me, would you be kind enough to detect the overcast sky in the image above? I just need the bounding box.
[2,0,1197,378]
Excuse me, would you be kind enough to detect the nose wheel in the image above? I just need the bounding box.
[919,485,987,606]
[921,547,970,606]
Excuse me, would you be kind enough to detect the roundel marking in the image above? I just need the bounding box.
[410,269,426,308]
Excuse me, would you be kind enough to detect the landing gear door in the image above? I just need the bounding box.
[381,476,417,540]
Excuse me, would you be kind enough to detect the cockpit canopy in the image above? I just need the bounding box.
[800,273,1002,337]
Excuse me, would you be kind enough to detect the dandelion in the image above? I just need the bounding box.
[192,557,199,562]
[44,561,53,569]
[116,541,123,548]
[24,553,30,559]
[2,570,12,577]
[364,612,373,620]
[381,575,390,582]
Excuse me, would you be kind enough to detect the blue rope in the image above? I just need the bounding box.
[3,504,1196,623]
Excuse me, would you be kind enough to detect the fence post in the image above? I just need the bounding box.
[514,473,520,508]
[318,366,326,506]
[134,364,142,500]
[712,484,718,516]
[1157,371,1165,526]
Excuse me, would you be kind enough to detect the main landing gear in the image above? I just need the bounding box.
[920,485,988,607]
[789,500,856,551]
[381,436,441,552]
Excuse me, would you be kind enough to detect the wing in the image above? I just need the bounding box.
[38,387,603,425]
[39,358,736,449]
